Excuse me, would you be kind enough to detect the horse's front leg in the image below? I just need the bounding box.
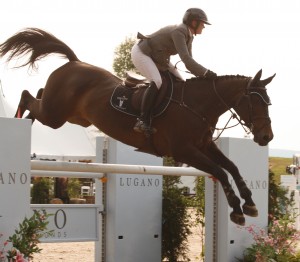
[203,142,258,217]
[175,146,245,226]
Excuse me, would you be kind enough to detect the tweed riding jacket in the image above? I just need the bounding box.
[137,23,207,76]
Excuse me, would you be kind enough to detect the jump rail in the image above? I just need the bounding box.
[31,160,210,178]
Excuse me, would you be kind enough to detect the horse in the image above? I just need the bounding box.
[0,28,275,226]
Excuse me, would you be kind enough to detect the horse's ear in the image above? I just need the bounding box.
[252,69,263,85]
[261,73,276,87]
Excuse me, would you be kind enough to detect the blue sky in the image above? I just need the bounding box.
[0,0,299,152]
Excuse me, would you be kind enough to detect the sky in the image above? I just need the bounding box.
[0,0,299,152]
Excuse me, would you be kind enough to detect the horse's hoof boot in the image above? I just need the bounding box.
[230,212,245,226]
[242,204,258,217]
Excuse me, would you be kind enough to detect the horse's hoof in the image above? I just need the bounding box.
[242,204,258,217]
[230,212,245,226]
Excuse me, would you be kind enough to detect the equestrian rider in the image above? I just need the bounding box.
[131,8,217,134]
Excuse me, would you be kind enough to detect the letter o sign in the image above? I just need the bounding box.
[54,209,67,229]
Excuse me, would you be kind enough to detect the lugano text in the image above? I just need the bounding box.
[0,172,28,185]
[119,177,160,187]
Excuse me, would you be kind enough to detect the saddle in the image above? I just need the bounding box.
[110,71,174,118]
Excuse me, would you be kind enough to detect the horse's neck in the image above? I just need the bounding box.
[215,77,248,107]
[179,77,248,117]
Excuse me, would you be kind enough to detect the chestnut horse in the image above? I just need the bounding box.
[0,28,275,225]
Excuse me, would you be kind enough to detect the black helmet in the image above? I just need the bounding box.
[183,8,211,26]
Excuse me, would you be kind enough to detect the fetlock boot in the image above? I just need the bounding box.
[134,81,158,134]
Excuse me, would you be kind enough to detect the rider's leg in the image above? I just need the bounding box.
[131,43,162,133]
[133,81,158,133]
[131,43,162,87]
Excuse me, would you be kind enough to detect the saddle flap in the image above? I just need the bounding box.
[111,72,174,118]
[124,71,149,87]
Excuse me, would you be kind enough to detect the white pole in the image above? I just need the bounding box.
[31,170,104,179]
[31,160,210,177]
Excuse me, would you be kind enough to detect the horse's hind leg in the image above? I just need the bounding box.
[15,89,47,124]
[24,88,44,123]
[15,90,33,119]
[204,142,258,217]
[15,89,67,129]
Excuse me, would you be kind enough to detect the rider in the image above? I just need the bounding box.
[131,7,217,134]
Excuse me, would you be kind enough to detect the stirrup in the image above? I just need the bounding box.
[133,119,156,134]
[133,119,145,133]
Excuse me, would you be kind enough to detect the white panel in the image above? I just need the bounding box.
[31,204,102,242]
[205,137,268,262]
[280,175,296,190]
[0,118,31,247]
[96,137,162,262]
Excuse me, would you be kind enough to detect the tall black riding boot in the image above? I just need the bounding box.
[134,81,158,134]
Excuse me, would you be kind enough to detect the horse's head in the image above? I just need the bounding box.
[234,70,275,146]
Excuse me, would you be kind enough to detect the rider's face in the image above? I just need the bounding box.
[194,21,205,35]
[191,20,205,35]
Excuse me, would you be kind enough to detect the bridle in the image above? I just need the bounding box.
[214,78,272,140]
[169,76,272,140]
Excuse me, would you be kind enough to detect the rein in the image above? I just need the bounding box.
[169,82,209,124]
[169,77,270,140]
[212,80,252,140]
[171,67,257,136]
[213,80,272,139]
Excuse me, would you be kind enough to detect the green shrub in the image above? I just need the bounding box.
[162,157,192,262]
[1,210,52,260]
[67,178,82,198]
[31,178,51,204]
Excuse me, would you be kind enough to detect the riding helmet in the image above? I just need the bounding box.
[182,8,211,26]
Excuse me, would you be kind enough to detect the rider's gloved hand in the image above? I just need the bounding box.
[205,70,217,79]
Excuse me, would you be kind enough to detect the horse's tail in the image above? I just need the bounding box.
[0,28,79,69]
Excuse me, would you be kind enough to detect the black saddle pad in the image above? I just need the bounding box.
[110,73,174,118]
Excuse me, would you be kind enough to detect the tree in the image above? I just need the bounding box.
[112,36,137,78]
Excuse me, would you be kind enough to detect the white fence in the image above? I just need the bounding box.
[30,159,210,260]
[31,160,210,177]
[30,137,269,262]
[0,119,268,262]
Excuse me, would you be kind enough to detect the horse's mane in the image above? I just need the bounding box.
[186,74,249,83]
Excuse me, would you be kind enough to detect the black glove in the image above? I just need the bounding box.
[205,70,217,79]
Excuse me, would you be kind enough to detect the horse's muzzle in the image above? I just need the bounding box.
[254,128,274,146]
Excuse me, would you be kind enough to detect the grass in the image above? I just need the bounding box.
[269,157,293,184]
